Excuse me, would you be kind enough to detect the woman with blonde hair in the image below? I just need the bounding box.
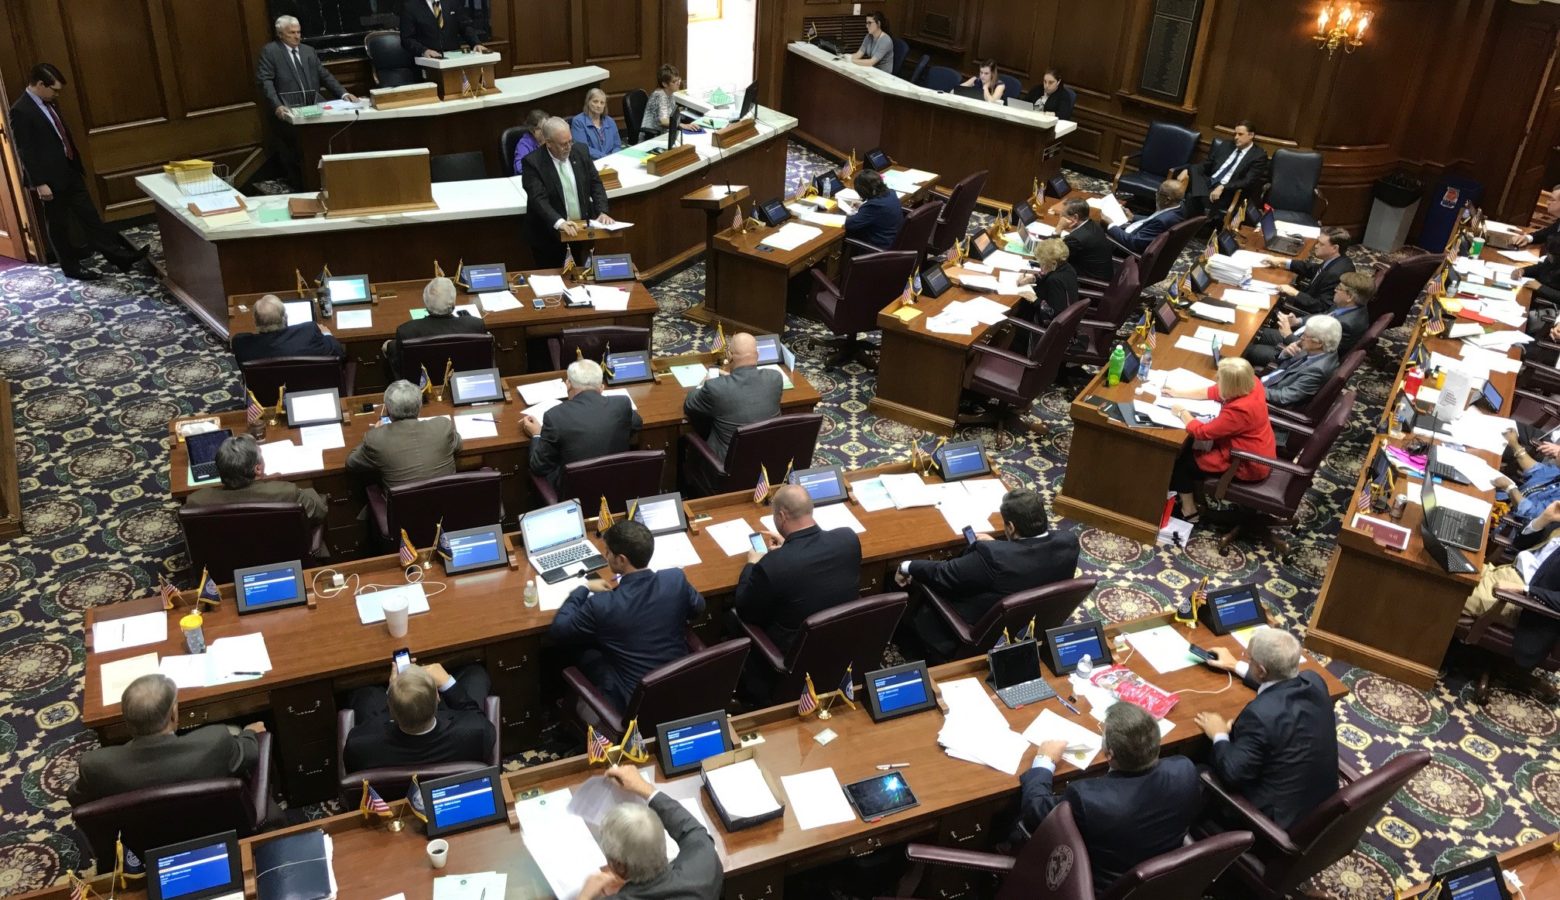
[1019,237,1079,323]
[1168,357,1276,522]
[571,88,622,160]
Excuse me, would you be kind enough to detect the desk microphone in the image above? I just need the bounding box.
[321,108,361,165]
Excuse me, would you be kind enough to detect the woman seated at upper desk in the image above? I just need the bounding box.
[1025,68,1076,120]
[641,64,682,139]
[1162,357,1277,523]
[959,59,1007,104]
[848,12,895,74]
[571,88,622,160]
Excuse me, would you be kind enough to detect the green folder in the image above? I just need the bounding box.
[409,308,429,320]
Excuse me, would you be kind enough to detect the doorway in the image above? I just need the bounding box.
[0,66,34,263]
[686,0,757,100]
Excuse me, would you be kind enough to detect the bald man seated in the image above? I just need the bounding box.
[681,332,784,461]
[231,294,344,365]
[733,484,862,653]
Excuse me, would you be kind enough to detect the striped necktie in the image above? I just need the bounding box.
[433,1,444,28]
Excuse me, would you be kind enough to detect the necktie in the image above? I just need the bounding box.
[290,48,306,96]
[433,0,444,28]
[43,102,74,160]
[1212,147,1243,184]
[559,157,582,220]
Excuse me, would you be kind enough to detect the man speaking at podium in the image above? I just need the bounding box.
[256,15,356,187]
[401,0,488,59]
[520,117,614,268]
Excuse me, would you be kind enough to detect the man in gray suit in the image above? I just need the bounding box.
[186,434,328,522]
[347,380,462,489]
[69,674,266,805]
[256,15,356,185]
[682,332,783,460]
[1261,315,1341,409]
[580,765,722,900]
[523,359,641,493]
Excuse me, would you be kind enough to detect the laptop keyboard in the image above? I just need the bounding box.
[537,543,594,571]
[1426,460,1469,485]
[192,461,218,481]
[996,679,1057,709]
[1430,512,1483,550]
[1438,545,1476,574]
[1269,235,1303,255]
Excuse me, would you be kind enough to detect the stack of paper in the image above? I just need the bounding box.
[102,653,162,703]
[584,286,631,311]
[477,291,523,313]
[1188,301,1237,324]
[651,532,703,570]
[1020,708,1104,770]
[983,250,1032,272]
[518,379,569,405]
[516,788,609,900]
[1125,625,1203,674]
[780,769,855,830]
[799,211,847,229]
[704,758,783,819]
[1086,195,1130,227]
[925,309,977,334]
[759,222,823,251]
[937,678,1030,774]
[260,441,325,476]
[1206,254,1252,285]
[453,414,499,440]
[300,423,345,450]
[850,477,895,512]
[1221,288,1273,311]
[529,275,567,296]
[880,473,940,509]
[1432,445,1502,491]
[1162,368,1216,395]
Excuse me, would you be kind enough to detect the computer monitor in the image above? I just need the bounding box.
[988,639,1043,689]
[753,334,783,366]
[1475,379,1505,413]
[739,81,759,119]
[421,766,507,838]
[920,264,953,298]
[935,440,990,481]
[185,429,231,482]
[757,198,789,227]
[233,560,307,615]
[1155,301,1181,334]
[459,263,507,292]
[605,350,653,385]
[813,171,845,198]
[282,298,315,326]
[630,492,688,536]
[1043,619,1111,676]
[789,465,849,505]
[1217,231,1240,257]
[863,661,937,722]
[592,253,636,282]
[1013,200,1037,226]
[655,710,733,777]
[1047,176,1071,200]
[864,148,891,171]
[323,274,371,306]
[146,831,243,900]
[1435,855,1512,900]
[1203,584,1267,634]
[1259,210,1279,244]
[283,387,341,427]
[448,368,503,406]
[969,231,997,260]
[951,83,984,100]
[441,525,507,575]
[1188,265,1213,295]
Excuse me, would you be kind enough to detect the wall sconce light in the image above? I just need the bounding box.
[1314,2,1371,57]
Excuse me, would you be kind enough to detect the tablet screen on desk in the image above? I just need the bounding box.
[422,766,506,837]
[864,661,936,721]
[324,275,370,305]
[1437,856,1511,900]
[758,198,789,227]
[442,525,506,575]
[449,368,503,405]
[631,492,687,535]
[1013,201,1037,225]
[282,299,315,326]
[1044,620,1110,676]
[605,351,653,385]
[656,710,733,777]
[146,831,242,900]
[234,561,306,614]
[461,264,506,292]
[844,772,919,820]
[593,254,635,282]
[920,264,952,298]
[1205,584,1266,634]
[789,466,848,505]
[936,441,989,481]
[753,334,782,366]
[284,387,341,427]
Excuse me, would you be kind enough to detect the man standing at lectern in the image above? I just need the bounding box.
[256,15,356,188]
[520,117,614,268]
[401,0,488,59]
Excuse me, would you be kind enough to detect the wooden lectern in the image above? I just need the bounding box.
[415,52,502,100]
[319,149,438,218]
[681,184,750,328]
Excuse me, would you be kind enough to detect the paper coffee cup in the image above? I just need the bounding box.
[426,838,449,869]
[382,594,410,638]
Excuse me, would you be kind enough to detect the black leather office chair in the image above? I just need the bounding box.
[500,126,528,175]
[430,151,487,183]
[365,31,420,88]
[622,89,648,145]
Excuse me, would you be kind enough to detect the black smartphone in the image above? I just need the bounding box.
[359,402,376,414]
[962,526,977,545]
[748,533,768,555]
[1187,644,1212,662]
[392,648,412,673]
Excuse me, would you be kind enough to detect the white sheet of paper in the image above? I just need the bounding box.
[850,477,896,512]
[759,222,824,251]
[259,440,325,476]
[704,758,782,818]
[584,286,632,310]
[522,397,563,422]
[960,296,1013,325]
[158,654,208,689]
[601,388,640,411]
[432,874,506,900]
[651,532,703,570]
[707,518,758,556]
[1021,708,1104,770]
[537,574,589,611]
[101,653,161,705]
[453,414,499,440]
[477,291,523,312]
[1125,625,1203,673]
[1194,326,1240,345]
[1189,301,1237,324]
[781,768,855,830]
[880,473,940,509]
[518,379,570,405]
[204,633,272,682]
[299,423,345,450]
[529,275,568,296]
[93,611,168,653]
[1174,335,1216,354]
[1162,368,1216,394]
[516,792,606,900]
[1220,289,1272,311]
[355,584,430,624]
[812,503,867,534]
[983,250,1031,272]
[335,309,373,329]
[1086,195,1130,226]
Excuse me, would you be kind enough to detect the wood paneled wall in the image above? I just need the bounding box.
[0,0,687,222]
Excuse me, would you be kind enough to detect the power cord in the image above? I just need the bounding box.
[1173,669,1234,697]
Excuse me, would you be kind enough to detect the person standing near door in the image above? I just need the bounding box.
[8,63,150,281]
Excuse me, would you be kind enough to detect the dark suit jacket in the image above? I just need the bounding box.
[9,91,82,190]
[346,416,462,488]
[1108,204,1186,255]
[1210,670,1338,830]
[1018,757,1201,896]
[1288,305,1368,356]
[736,524,862,651]
[550,568,706,710]
[681,365,784,460]
[343,677,494,772]
[232,323,346,365]
[1286,255,1356,315]
[256,40,347,110]
[1263,350,1338,409]
[1063,219,1114,282]
[399,0,481,57]
[1026,84,1076,120]
[186,479,328,522]
[1031,262,1080,323]
[386,310,488,379]
[1194,143,1269,203]
[908,531,1081,660]
[519,144,610,249]
[529,390,642,492]
[845,193,905,249]
[615,793,723,899]
[69,726,260,804]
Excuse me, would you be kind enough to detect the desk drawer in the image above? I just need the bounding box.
[723,867,783,900]
[937,805,998,848]
[270,681,337,757]
[281,738,337,806]
[176,694,265,731]
[487,636,542,751]
[807,819,935,868]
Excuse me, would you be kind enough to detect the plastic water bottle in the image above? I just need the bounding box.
[1139,341,1153,381]
[524,578,539,608]
[1076,653,1094,678]
[1106,344,1126,386]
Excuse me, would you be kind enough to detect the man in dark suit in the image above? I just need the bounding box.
[343,661,495,772]
[9,63,149,281]
[1196,628,1338,830]
[382,277,488,380]
[1056,199,1114,282]
[399,0,487,58]
[232,294,345,365]
[1177,121,1268,216]
[256,15,357,187]
[1107,180,1186,255]
[1260,315,1341,409]
[682,332,784,460]
[346,379,462,488]
[843,169,904,250]
[186,434,328,522]
[1514,188,1560,248]
[1018,702,1201,895]
[549,521,706,711]
[519,117,614,268]
[524,359,642,494]
[582,765,723,900]
[735,485,862,653]
[1246,272,1373,369]
[896,489,1080,662]
[69,674,266,805]
[1265,226,1356,315]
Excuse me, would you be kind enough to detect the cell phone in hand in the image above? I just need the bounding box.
[962,525,978,545]
[749,533,768,556]
[393,648,412,673]
[1187,644,1212,662]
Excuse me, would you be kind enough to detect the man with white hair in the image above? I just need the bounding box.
[518,116,614,267]
[383,276,488,380]
[522,359,641,492]
[580,765,721,900]
[1257,314,1341,409]
[346,379,462,489]
[255,15,355,186]
[1196,628,1339,829]
[232,294,344,365]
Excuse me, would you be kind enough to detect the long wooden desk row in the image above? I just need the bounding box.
[228,269,659,393]
[1307,249,1529,689]
[67,611,1348,899]
[169,362,821,558]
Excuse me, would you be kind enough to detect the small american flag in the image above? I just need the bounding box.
[1357,487,1372,512]
[398,529,418,567]
[731,203,742,231]
[68,876,85,900]
[753,463,770,505]
[158,575,180,611]
[586,725,612,763]
[361,780,392,817]
[246,390,264,424]
[799,673,820,715]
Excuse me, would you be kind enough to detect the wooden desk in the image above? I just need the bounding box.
[228,271,659,393]
[1402,832,1560,897]
[1053,231,1308,545]
[65,611,1346,898]
[168,366,821,558]
[782,42,1074,204]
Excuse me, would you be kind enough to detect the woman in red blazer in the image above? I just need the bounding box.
[1168,357,1277,521]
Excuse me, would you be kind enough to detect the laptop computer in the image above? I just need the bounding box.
[521,500,608,583]
[1424,443,1472,486]
[951,83,984,100]
[1260,211,1305,256]
[1421,479,1484,553]
[186,429,232,483]
[1420,511,1477,574]
[986,639,1057,709]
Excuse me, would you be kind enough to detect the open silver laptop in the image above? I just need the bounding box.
[521,500,607,583]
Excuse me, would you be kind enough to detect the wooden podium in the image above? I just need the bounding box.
[415,52,502,100]
[319,149,438,218]
[680,184,750,328]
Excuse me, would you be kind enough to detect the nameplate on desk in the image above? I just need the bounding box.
[646,143,699,176]
[1352,513,1411,551]
[712,118,759,149]
[598,166,622,190]
[370,83,440,110]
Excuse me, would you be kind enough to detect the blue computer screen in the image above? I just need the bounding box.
[608,354,649,380]
[873,669,928,713]
[453,371,501,401]
[941,444,986,477]
[157,844,232,900]
[449,531,501,568]
[1446,868,1504,900]
[240,567,299,608]
[795,470,843,502]
[1213,590,1263,627]
[666,719,726,768]
[430,775,498,828]
[596,257,633,279]
[754,336,780,365]
[464,266,505,291]
[1053,627,1104,669]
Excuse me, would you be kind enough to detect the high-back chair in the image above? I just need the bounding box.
[891,801,1095,900]
[367,470,504,549]
[179,502,325,584]
[622,89,649,145]
[1265,149,1326,227]
[241,356,354,408]
[810,249,919,364]
[923,66,962,93]
[739,592,908,705]
[964,299,1089,436]
[918,577,1098,659]
[430,151,487,183]
[1370,251,1443,328]
[1268,347,1366,433]
[335,698,501,806]
[1070,257,1144,367]
[532,450,666,510]
[1112,122,1200,210]
[365,31,420,87]
[396,333,496,382]
[680,413,823,498]
[564,637,751,740]
[500,125,528,174]
[927,170,989,258]
[547,325,652,371]
[1100,832,1255,900]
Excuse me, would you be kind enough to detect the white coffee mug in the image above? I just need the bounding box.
[382,594,410,638]
[426,838,449,869]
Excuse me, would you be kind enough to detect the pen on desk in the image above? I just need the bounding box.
[1056,695,1080,715]
[470,417,497,423]
[875,763,910,770]
[233,671,264,676]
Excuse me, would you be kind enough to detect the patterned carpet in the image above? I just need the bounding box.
[0,140,1556,898]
